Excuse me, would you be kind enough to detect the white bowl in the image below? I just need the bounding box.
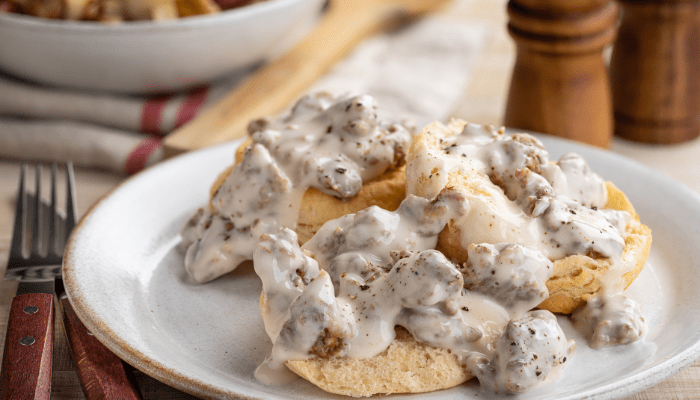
[0,0,325,94]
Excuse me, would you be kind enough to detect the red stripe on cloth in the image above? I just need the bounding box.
[0,2,16,12]
[141,97,169,135]
[125,136,163,175]
[174,85,209,129]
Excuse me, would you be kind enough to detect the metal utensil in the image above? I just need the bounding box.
[0,163,67,399]
[0,163,141,400]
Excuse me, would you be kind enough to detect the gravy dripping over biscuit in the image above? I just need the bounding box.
[406,122,647,349]
[254,194,576,393]
[181,92,414,283]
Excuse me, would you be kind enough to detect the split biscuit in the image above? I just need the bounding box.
[410,119,652,314]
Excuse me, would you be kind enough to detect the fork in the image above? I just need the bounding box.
[0,163,142,400]
[0,163,69,399]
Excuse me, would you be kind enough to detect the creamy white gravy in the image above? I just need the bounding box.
[572,293,648,349]
[407,123,630,262]
[406,121,647,349]
[252,122,648,394]
[181,92,414,283]
[468,310,575,394]
[254,195,575,393]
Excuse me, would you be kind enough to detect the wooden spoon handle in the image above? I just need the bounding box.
[0,293,54,400]
[162,0,450,156]
[59,296,142,400]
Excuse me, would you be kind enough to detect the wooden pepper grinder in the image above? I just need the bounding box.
[610,0,700,144]
[504,0,619,147]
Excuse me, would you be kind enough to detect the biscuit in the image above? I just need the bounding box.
[259,293,472,397]
[253,119,652,397]
[182,93,417,283]
[538,183,652,313]
[412,120,652,314]
[210,139,406,244]
[287,327,472,397]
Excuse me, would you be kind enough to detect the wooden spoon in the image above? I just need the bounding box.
[162,0,451,157]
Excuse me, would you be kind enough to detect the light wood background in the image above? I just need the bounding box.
[2,0,700,398]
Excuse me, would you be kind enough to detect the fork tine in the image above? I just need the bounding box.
[31,164,43,256]
[9,164,27,259]
[65,162,77,237]
[50,163,58,255]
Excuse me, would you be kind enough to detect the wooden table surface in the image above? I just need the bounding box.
[2,0,700,398]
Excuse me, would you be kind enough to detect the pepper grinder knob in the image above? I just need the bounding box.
[504,0,619,147]
[610,0,700,144]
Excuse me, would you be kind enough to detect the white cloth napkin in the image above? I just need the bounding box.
[0,13,489,174]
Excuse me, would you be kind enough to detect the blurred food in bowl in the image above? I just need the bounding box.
[0,0,268,22]
[0,0,325,93]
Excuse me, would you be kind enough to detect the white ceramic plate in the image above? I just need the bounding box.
[64,135,700,399]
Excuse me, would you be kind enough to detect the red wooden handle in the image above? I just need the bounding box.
[60,296,142,400]
[0,293,54,400]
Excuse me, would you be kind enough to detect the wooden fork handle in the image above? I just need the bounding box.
[0,293,54,400]
[60,296,142,400]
